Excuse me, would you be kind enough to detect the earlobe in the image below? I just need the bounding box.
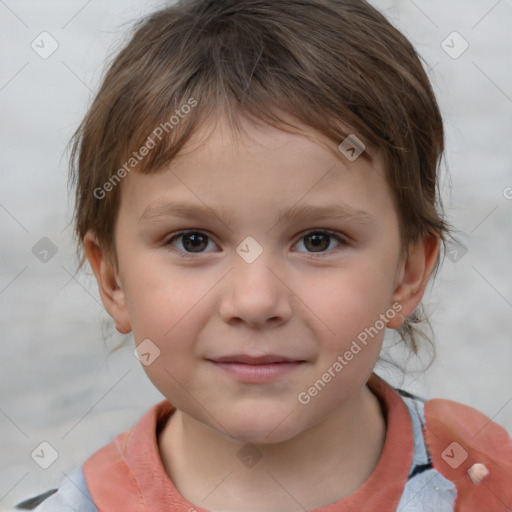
[83,232,132,334]
[388,233,440,329]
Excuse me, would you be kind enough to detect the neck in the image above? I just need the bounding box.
[158,384,386,512]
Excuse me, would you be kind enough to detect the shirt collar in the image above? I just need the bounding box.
[83,372,414,511]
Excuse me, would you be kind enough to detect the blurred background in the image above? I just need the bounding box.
[1,0,511,508]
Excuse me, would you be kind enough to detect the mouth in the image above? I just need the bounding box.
[206,354,306,382]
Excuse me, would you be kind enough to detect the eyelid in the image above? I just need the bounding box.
[298,228,347,241]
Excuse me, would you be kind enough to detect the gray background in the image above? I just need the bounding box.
[1,0,511,508]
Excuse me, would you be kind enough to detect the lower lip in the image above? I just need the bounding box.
[209,361,304,382]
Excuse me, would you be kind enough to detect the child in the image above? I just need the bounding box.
[15,0,512,510]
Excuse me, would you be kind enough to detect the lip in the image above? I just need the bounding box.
[211,354,302,364]
[207,354,306,383]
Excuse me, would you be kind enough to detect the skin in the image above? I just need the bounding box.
[85,116,439,511]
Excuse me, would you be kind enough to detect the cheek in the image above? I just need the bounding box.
[289,266,392,425]
[124,268,219,406]
[129,276,207,407]
[301,261,395,343]
[120,249,213,341]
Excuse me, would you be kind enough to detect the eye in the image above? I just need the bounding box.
[165,231,218,256]
[164,229,348,258]
[293,230,347,255]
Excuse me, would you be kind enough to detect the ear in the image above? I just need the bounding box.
[388,233,440,329]
[83,232,131,334]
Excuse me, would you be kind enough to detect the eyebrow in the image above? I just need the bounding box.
[138,201,376,229]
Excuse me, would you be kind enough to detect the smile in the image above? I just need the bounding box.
[207,354,306,383]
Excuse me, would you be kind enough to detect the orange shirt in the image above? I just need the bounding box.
[17,373,512,511]
[83,373,418,511]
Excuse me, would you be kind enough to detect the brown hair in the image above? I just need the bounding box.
[70,0,451,355]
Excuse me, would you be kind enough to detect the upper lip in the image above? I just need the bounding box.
[209,354,303,364]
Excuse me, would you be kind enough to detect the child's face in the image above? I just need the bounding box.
[87,117,434,444]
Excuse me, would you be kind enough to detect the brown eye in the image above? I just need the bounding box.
[182,233,208,252]
[294,230,346,255]
[304,233,330,252]
[167,231,215,254]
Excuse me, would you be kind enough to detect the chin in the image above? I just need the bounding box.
[218,410,305,446]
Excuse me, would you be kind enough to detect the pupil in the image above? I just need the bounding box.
[307,234,328,252]
[184,234,206,252]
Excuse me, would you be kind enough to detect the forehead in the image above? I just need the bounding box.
[168,115,375,170]
[118,117,397,229]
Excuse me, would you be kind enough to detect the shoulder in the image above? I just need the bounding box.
[13,467,98,512]
[14,401,172,512]
[398,389,512,512]
[423,397,512,511]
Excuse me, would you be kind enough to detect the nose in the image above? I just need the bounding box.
[219,251,293,329]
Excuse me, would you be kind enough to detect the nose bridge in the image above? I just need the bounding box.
[234,248,278,294]
[219,240,292,326]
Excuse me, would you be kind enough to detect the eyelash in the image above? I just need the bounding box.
[163,229,348,259]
